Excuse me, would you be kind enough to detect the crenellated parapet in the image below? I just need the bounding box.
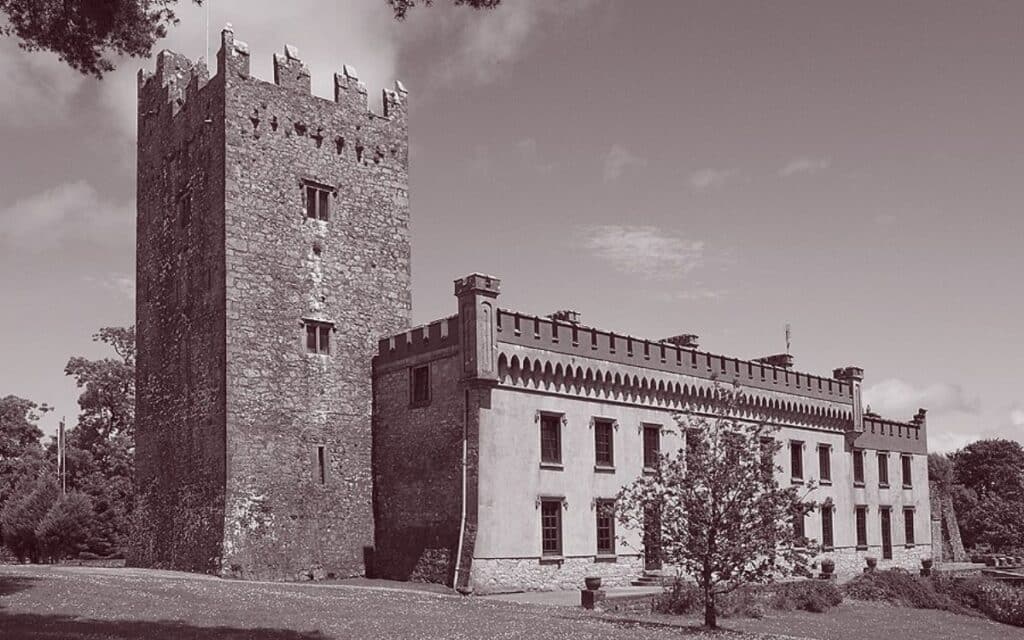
[376,316,459,366]
[494,309,855,404]
[139,24,408,169]
[853,409,928,455]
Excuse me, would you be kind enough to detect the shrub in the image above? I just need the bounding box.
[653,580,703,615]
[843,569,954,610]
[769,580,843,613]
[0,477,58,562]
[36,492,94,561]
[976,581,1024,627]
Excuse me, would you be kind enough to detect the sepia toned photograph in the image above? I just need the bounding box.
[1,1,1022,638]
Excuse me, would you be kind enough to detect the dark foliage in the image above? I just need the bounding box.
[0,0,198,77]
[0,477,58,562]
[35,491,94,561]
[389,0,501,20]
[654,578,841,618]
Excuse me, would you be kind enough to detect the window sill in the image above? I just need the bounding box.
[879,484,890,489]
[594,554,617,563]
[820,480,832,486]
[540,462,564,471]
[791,478,804,485]
[642,466,657,475]
[902,485,913,490]
[855,545,868,551]
[853,482,865,488]
[409,401,431,409]
[539,555,563,565]
[905,544,915,549]
[822,546,835,552]
[594,464,616,474]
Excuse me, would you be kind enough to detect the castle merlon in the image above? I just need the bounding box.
[140,24,407,121]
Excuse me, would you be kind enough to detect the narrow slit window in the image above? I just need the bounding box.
[878,452,890,488]
[316,445,327,484]
[901,454,913,488]
[904,508,915,546]
[643,424,661,470]
[790,441,804,481]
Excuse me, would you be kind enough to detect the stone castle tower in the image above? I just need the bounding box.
[132,26,411,579]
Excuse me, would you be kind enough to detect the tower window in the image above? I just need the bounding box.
[304,320,333,354]
[410,365,430,406]
[304,183,331,221]
[855,506,868,549]
[821,505,834,550]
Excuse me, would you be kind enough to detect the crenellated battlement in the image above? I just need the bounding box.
[493,309,854,404]
[139,24,408,127]
[854,410,928,455]
[376,315,459,365]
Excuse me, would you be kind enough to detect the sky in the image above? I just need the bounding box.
[0,0,1021,452]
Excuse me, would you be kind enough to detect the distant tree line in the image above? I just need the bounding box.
[0,327,135,563]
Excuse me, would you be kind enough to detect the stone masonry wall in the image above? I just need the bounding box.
[218,29,411,580]
[471,555,643,594]
[372,350,464,584]
[131,52,228,573]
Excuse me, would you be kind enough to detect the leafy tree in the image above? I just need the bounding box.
[614,383,815,628]
[0,395,49,544]
[953,439,1024,500]
[36,491,94,561]
[1,476,58,562]
[56,326,136,556]
[950,439,1024,551]
[389,0,501,19]
[0,0,195,77]
[1,0,501,76]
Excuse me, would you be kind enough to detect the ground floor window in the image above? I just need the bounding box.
[855,506,868,549]
[821,505,834,550]
[596,500,615,555]
[540,499,563,556]
[904,507,915,546]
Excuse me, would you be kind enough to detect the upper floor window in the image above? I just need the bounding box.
[878,452,890,488]
[818,444,832,484]
[643,424,661,470]
[790,441,804,482]
[304,182,332,221]
[593,418,614,468]
[304,320,332,355]
[853,449,865,486]
[901,454,913,488]
[410,365,430,406]
[540,412,562,465]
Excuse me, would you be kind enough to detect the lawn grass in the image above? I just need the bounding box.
[0,565,786,640]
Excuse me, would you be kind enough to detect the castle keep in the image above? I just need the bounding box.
[134,28,932,591]
[133,27,410,579]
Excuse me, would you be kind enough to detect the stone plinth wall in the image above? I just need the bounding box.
[470,555,642,594]
[823,545,931,578]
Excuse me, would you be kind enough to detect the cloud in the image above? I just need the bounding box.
[862,378,981,418]
[579,225,705,278]
[657,287,730,302]
[779,156,831,177]
[412,0,599,89]
[688,168,738,192]
[516,138,557,173]
[0,39,89,127]
[0,180,134,254]
[83,274,136,302]
[603,144,647,182]
[1012,407,1024,428]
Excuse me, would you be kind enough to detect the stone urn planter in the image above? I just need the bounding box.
[864,556,878,572]
[820,558,835,579]
[920,558,933,577]
[584,576,603,591]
